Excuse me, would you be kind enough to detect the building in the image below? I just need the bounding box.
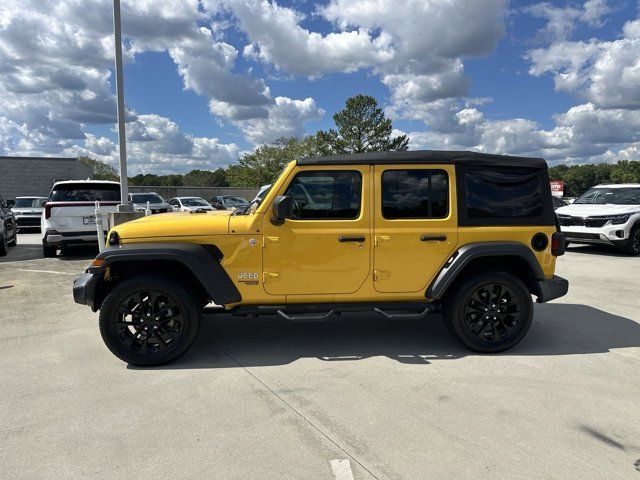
[0,156,91,200]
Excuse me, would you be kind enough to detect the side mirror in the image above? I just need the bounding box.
[6,200,15,208]
[271,195,293,225]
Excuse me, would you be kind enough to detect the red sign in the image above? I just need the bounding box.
[550,180,564,197]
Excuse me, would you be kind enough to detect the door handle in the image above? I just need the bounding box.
[420,235,447,242]
[338,235,366,243]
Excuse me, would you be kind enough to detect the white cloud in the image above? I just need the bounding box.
[526,0,610,43]
[233,97,324,144]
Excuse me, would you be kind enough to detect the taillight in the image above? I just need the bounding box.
[551,232,566,256]
[44,203,52,219]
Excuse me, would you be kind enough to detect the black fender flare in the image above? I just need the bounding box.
[425,242,545,300]
[92,242,241,305]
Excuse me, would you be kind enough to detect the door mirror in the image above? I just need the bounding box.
[6,200,15,208]
[271,195,293,225]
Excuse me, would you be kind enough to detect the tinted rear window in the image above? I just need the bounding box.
[381,169,448,219]
[465,169,543,219]
[50,183,120,202]
[15,198,47,208]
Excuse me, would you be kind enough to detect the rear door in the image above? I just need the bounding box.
[373,165,458,293]
[46,183,120,233]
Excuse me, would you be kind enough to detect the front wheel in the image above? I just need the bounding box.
[621,225,640,256]
[443,272,533,353]
[99,276,200,366]
[42,241,57,258]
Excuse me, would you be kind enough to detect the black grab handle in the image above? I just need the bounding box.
[420,235,447,242]
[338,236,366,243]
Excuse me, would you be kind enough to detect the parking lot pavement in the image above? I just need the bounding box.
[1,235,639,479]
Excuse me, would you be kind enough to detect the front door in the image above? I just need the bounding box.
[373,165,458,293]
[262,166,370,296]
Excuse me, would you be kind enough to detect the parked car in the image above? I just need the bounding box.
[128,192,172,214]
[0,194,18,256]
[74,150,568,366]
[41,180,120,257]
[253,184,271,203]
[556,184,640,255]
[552,196,567,210]
[168,197,214,212]
[11,196,48,231]
[210,195,249,210]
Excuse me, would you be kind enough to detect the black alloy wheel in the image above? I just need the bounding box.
[623,225,640,256]
[443,272,533,353]
[99,276,200,366]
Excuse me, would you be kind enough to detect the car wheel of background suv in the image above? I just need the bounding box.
[42,241,57,258]
[0,230,7,256]
[622,224,640,256]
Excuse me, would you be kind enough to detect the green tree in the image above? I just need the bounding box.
[77,156,119,181]
[226,137,320,187]
[182,168,228,187]
[315,94,409,155]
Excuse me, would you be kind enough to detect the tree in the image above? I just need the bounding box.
[548,160,640,196]
[182,168,228,187]
[315,94,409,155]
[226,137,320,187]
[77,156,119,181]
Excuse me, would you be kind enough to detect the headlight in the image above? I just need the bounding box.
[610,214,630,225]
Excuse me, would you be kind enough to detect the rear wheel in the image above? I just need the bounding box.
[622,225,640,256]
[443,272,533,353]
[42,241,57,258]
[99,276,200,366]
[0,231,7,256]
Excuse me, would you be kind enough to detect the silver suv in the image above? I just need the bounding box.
[556,184,640,255]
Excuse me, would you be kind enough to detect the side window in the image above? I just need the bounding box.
[284,170,362,220]
[465,169,543,219]
[381,169,449,219]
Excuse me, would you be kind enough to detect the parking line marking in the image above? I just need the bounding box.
[331,459,355,480]
[16,268,75,275]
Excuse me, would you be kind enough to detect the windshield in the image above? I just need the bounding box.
[131,193,164,204]
[224,196,248,206]
[181,198,210,207]
[574,187,640,205]
[15,198,47,208]
[50,183,120,202]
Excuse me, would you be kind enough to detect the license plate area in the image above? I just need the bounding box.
[83,216,96,225]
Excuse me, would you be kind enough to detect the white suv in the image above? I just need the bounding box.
[41,180,120,257]
[556,184,640,255]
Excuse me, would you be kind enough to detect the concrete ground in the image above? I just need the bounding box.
[1,233,639,479]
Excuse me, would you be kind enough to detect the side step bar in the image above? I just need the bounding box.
[373,305,431,320]
[277,309,335,322]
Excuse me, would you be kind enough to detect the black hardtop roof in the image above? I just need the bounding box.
[298,150,547,169]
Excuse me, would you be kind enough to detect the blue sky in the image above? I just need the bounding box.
[2,1,640,173]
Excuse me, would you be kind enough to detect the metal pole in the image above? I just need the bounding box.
[113,0,132,212]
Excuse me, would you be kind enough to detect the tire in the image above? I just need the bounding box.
[99,275,201,366]
[443,272,533,353]
[42,241,57,258]
[622,225,640,256]
[0,232,7,256]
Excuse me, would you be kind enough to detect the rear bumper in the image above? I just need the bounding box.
[536,275,569,303]
[73,273,99,309]
[44,230,105,246]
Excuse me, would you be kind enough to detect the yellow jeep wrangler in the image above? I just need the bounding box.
[73,150,568,365]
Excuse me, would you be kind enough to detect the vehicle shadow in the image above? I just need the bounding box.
[566,244,630,257]
[0,243,97,263]
[138,303,640,370]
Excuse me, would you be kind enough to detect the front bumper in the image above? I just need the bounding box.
[15,215,41,227]
[45,230,106,247]
[73,272,99,310]
[561,224,631,245]
[536,275,569,303]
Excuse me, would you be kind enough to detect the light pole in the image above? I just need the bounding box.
[112,0,132,212]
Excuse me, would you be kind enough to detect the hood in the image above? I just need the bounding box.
[114,211,232,239]
[556,203,640,216]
